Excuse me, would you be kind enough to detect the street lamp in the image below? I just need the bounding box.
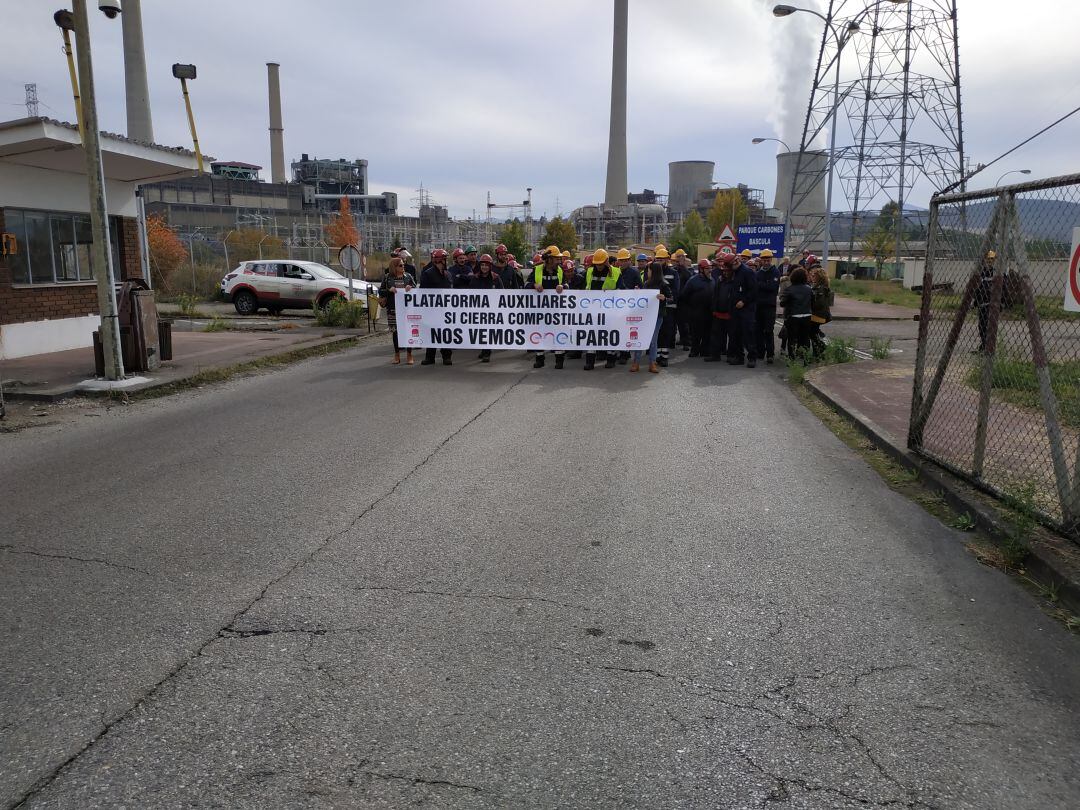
[996,169,1032,186]
[774,1,905,270]
[172,63,204,174]
[55,1,126,381]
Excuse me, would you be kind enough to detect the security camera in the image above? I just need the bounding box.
[98,0,122,18]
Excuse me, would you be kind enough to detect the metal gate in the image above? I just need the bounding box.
[909,173,1080,541]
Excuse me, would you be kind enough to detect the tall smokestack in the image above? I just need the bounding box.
[604,0,628,208]
[267,62,286,184]
[122,0,153,142]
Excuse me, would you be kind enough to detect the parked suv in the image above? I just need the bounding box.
[220,260,378,315]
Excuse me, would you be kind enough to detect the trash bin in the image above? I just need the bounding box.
[158,320,173,361]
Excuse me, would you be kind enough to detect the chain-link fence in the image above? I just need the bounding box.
[908,173,1080,541]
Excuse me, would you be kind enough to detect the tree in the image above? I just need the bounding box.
[876,200,900,235]
[541,215,578,252]
[324,196,361,249]
[496,219,531,260]
[707,189,750,239]
[668,211,710,255]
[146,214,188,292]
[225,229,286,264]
[862,228,896,279]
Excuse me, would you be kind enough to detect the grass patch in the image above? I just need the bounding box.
[832,279,922,309]
[963,354,1080,430]
[869,336,893,359]
[314,298,368,329]
[202,316,229,333]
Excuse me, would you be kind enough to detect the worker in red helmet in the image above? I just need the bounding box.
[469,254,504,363]
[419,248,455,366]
[493,248,522,289]
[679,259,715,358]
[449,247,472,288]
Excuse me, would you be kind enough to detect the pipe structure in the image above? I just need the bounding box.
[121,0,153,142]
[604,0,628,208]
[267,62,286,184]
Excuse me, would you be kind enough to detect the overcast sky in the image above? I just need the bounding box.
[3,1,1079,219]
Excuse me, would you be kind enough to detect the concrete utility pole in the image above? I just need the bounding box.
[73,0,125,380]
[604,0,628,209]
[121,0,153,142]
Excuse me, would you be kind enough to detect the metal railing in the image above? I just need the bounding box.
[909,173,1080,541]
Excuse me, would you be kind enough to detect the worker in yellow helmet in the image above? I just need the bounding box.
[530,245,568,369]
[580,248,624,370]
[652,245,680,366]
[974,249,1000,353]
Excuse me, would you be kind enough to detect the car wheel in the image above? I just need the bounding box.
[318,294,343,312]
[233,290,258,315]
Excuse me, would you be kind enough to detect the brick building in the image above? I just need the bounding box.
[0,117,201,359]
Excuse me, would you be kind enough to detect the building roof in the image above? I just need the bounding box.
[0,117,211,183]
[211,160,262,169]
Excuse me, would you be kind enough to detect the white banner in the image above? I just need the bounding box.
[395,289,661,351]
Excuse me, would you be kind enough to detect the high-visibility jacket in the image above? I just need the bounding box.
[534,265,564,287]
[584,265,621,290]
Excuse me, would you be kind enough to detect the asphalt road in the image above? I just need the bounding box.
[2,339,1078,809]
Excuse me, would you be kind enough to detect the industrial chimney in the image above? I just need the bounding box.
[122,0,153,142]
[604,0,628,208]
[267,62,286,184]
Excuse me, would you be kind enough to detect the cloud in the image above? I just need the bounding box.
[2,0,1079,217]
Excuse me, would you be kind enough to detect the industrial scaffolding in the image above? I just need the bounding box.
[790,0,964,260]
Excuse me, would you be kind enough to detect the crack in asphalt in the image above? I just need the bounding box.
[353,770,485,794]
[0,544,152,577]
[6,371,530,810]
[596,660,934,808]
[354,585,584,611]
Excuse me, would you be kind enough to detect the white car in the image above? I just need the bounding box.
[220,260,379,316]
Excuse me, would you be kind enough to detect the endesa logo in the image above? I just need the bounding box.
[577,295,652,310]
[528,330,574,346]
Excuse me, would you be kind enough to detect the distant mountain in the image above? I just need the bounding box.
[936,198,1080,242]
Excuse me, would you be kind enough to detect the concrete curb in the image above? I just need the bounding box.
[805,371,1080,615]
[2,331,384,404]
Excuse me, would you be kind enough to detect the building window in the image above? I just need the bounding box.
[4,207,119,285]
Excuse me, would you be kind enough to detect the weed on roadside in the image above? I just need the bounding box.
[821,337,856,365]
[175,293,205,318]
[950,512,976,531]
[870,336,893,360]
[202,316,228,333]
[786,357,807,384]
[315,298,367,329]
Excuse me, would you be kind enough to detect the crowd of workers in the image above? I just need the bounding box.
[379,243,834,370]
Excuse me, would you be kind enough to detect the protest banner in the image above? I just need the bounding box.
[395,288,661,351]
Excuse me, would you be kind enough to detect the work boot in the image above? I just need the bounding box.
[554,355,564,369]
[480,351,491,363]
[604,356,616,369]
[420,358,435,366]
[727,357,744,366]
[533,354,545,369]
[766,356,774,365]
[442,358,452,366]
[629,361,640,372]
[648,362,660,374]
[689,350,700,358]
[618,352,629,365]
[658,356,668,367]
[584,357,595,371]
[747,360,757,369]
[393,352,401,365]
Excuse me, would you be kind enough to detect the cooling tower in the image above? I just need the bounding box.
[775,150,828,227]
[668,161,714,216]
[267,63,286,184]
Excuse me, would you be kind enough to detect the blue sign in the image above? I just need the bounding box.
[736,224,786,255]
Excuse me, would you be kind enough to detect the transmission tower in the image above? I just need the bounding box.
[25,83,39,117]
[789,0,964,260]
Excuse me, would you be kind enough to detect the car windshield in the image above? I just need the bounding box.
[306,264,346,280]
